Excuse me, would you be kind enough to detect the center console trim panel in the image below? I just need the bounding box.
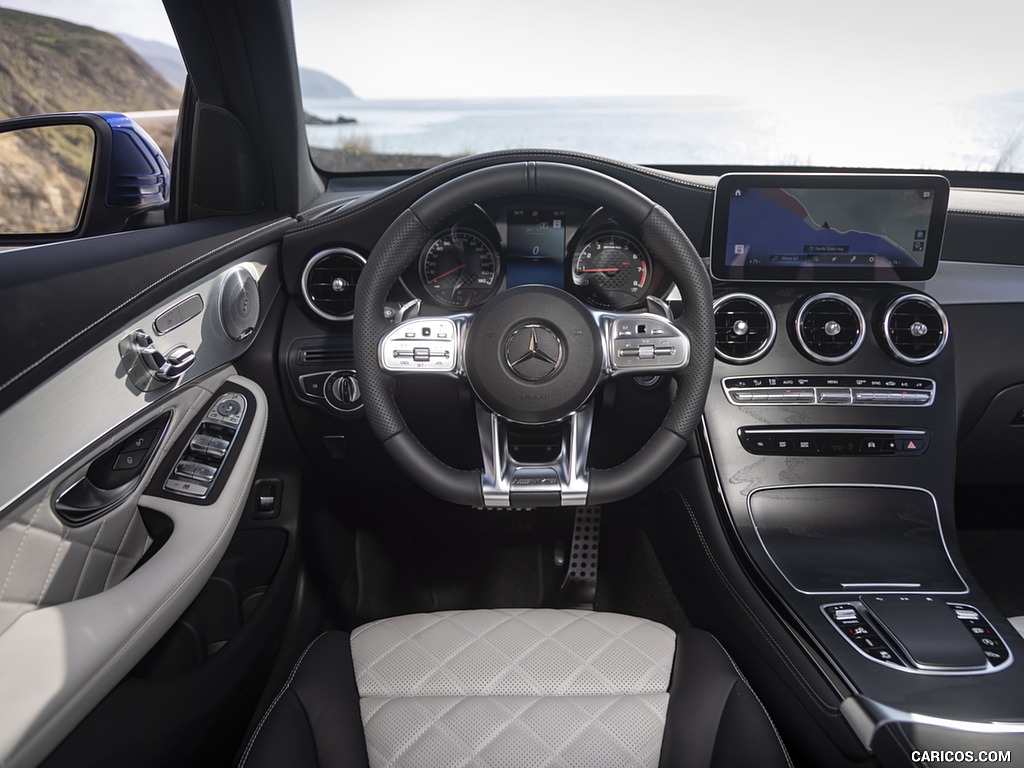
[746,483,968,597]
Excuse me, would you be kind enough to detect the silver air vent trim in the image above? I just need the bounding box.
[301,247,367,322]
[882,293,949,365]
[795,292,865,364]
[712,292,777,364]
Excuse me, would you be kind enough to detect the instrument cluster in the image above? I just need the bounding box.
[399,200,670,311]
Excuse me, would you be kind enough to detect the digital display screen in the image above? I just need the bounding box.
[506,209,566,288]
[711,174,949,282]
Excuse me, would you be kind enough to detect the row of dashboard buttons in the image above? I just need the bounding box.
[727,386,934,407]
[723,376,935,408]
[738,429,929,456]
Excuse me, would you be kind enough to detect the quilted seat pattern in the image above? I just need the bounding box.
[351,609,675,768]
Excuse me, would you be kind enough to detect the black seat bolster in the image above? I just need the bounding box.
[659,629,791,768]
[238,631,369,768]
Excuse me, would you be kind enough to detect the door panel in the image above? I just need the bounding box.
[0,218,292,767]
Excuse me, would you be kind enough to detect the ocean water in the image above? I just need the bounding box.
[303,94,1024,172]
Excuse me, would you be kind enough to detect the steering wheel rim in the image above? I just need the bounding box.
[354,161,714,507]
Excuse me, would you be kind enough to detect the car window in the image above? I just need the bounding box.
[289,0,1024,174]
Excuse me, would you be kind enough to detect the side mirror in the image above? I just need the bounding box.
[0,112,171,244]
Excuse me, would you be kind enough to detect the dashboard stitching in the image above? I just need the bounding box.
[0,217,292,397]
[285,151,714,237]
[297,196,360,219]
[675,489,840,716]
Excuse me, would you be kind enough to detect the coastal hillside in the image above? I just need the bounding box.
[0,7,179,235]
[0,7,180,119]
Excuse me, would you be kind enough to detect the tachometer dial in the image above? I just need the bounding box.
[420,227,501,309]
[571,233,651,309]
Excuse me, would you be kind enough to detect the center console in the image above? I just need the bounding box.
[696,175,1024,762]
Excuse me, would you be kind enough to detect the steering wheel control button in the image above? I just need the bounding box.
[505,324,564,381]
[607,315,689,372]
[380,318,458,373]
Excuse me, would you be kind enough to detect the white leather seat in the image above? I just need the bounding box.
[239,609,791,768]
[1010,616,1024,639]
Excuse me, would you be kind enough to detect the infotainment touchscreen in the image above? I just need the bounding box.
[710,174,949,282]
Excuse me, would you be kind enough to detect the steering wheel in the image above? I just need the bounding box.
[354,161,713,508]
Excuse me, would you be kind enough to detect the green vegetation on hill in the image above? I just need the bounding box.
[0,7,180,120]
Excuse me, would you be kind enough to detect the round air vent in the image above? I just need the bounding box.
[795,293,864,364]
[882,294,948,364]
[713,293,776,363]
[301,248,366,321]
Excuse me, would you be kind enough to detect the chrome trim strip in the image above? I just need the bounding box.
[841,695,1024,752]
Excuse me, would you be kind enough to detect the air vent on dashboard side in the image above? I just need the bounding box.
[301,248,366,321]
[713,293,776,363]
[882,294,948,364]
[795,293,864,364]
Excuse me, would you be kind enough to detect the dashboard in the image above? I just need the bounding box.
[274,151,1024,762]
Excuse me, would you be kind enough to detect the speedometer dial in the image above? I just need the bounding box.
[571,233,651,309]
[420,227,501,309]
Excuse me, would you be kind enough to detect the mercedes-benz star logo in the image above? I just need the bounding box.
[505,324,563,381]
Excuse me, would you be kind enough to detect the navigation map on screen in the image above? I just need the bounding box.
[725,186,935,270]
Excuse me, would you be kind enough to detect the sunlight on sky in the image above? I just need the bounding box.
[2,0,1023,101]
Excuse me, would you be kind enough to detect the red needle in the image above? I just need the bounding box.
[429,264,465,282]
[577,267,620,273]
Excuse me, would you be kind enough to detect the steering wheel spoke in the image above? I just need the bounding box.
[378,313,472,376]
[477,401,593,508]
[593,309,691,378]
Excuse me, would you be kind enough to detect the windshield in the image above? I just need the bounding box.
[292,0,1024,174]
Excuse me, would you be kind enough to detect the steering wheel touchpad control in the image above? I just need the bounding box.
[164,393,247,499]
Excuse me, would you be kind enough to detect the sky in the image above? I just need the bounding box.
[3,0,1024,101]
